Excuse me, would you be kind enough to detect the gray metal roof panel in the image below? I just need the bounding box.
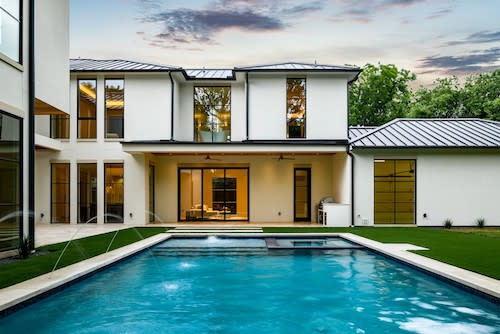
[351,119,500,148]
[348,126,376,139]
[70,59,180,72]
[184,69,235,80]
[235,62,360,71]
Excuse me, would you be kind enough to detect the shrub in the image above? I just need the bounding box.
[444,219,453,229]
[476,217,485,228]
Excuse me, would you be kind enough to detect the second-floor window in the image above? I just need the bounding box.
[287,78,306,138]
[194,87,231,142]
[105,79,124,139]
[78,79,97,139]
[50,115,69,139]
[0,0,21,63]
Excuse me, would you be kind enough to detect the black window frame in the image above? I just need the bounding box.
[77,79,97,139]
[0,0,22,64]
[104,78,125,139]
[286,78,307,139]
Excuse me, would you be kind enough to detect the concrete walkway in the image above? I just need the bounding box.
[35,224,135,247]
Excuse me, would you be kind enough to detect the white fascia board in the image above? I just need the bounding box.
[35,134,62,151]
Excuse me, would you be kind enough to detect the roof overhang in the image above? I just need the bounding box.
[34,134,62,151]
[121,140,348,154]
[34,98,68,115]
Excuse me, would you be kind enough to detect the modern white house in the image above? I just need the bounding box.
[350,119,500,227]
[34,59,359,226]
[0,0,69,252]
[32,58,500,228]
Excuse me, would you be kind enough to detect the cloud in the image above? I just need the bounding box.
[139,0,325,47]
[418,47,500,74]
[446,31,500,46]
[426,8,452,19]
[331,0,425,24]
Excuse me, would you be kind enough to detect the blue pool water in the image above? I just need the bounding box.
[0,238,499,333]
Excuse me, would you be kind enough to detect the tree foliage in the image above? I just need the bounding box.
[349,64,500,125]
[349,63,416,126]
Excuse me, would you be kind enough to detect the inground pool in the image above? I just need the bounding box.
[0,237,498,333]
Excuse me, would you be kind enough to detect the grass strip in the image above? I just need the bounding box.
[0,227,167,289]
[263,227,500,279]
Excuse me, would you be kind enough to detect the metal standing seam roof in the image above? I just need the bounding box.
[70,59,180,72]
[184,69,235,80]
[350,119,500,148]
[235,62,359,71]
[349,126,377,139]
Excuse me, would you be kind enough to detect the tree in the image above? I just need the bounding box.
[408,77,464,118]
[349,63,416,126]
[462,70,500,121]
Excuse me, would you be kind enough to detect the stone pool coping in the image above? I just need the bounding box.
[0,232,499,313]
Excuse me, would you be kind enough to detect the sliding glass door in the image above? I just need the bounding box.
[179,168,248,221]
[51,164,70,224]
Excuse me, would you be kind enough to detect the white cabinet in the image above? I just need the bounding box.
[322,203,351,227]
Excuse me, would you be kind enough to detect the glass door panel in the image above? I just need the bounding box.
[78,163,97,223]
[180,169,202,220]
[51,164,70,224]
[203,169,225,221]
[294,168,311,221]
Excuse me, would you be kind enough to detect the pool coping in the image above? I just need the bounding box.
[0,232,499,314]
[0,233,171,314]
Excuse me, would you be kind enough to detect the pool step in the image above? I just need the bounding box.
[170,227,263,234]
[151,247,268,256]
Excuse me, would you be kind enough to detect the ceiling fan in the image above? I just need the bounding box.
[273,153,295,161]
[203,154,221,161]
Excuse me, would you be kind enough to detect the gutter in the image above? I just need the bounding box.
[28,0,35,248]
[168,71,174,140]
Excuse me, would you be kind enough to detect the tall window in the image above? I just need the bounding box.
[0,0,21,62]
[194,87,231,142]
[374,159,416,224]
[51,163,70,224]
[78,163,97,224]
[0,111,21,251]
[50,115,70,139]
[104,163,124,223]
[287,78,306,138]
[105,79,124,138]
[78,79,97,139]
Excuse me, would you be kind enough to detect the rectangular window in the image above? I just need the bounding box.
[194,87,231,142]
[78,79,97,139]
[287,78,306,138]
[179,168,248,221]
[0,110,21,251]
[50,115,70,139]
[0,0,21,63]
[78,163,97,224]
[105,79,124,138]
[104,163,124,223]
[51,163,70,224]
[374,159,416,224]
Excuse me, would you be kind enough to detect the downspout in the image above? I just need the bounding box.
[28,0,35,248]
[245,72,249,140]
[347,150,355,227]
[168,71,174,141]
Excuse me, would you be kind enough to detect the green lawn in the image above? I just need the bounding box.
[263,227,500,280]
[0,227,167,289]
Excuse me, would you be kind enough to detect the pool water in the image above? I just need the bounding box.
[0,239,499,333]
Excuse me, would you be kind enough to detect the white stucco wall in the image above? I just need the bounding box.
[35,0,69,113]
[124,74,171,141]
[353,150,500,226]
[248,73,349,140]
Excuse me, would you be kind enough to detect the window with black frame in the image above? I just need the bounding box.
[105,79,124,139]
[0,0,21,63]
[50,114,70,139]
[194,87,231,142]
[0,111,21,251]
[286,78,306,138]
[104,163,124,223]
[78,79,97,139]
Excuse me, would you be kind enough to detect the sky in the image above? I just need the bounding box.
[70,0,500,85]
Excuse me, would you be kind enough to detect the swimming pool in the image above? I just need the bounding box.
[0,237,499,333]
